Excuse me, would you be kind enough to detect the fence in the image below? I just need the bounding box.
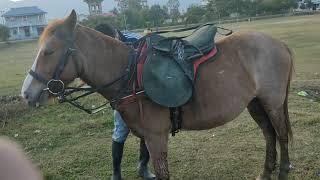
[131,10,320,33]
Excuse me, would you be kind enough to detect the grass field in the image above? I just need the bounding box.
[1,14,320,180]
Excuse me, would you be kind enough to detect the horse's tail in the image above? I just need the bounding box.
[284,43,294,142]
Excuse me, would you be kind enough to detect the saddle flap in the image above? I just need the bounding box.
[142,51,193,107]
[183,24,217,54]
[153,38,180,53]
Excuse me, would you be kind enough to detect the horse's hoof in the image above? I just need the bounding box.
[256,174,271,180]
[138,169,156,180]
[278,172,288,180]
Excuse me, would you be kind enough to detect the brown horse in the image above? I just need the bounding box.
[21,10,293,180]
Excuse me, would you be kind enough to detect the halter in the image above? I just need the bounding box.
[29,38,76,96]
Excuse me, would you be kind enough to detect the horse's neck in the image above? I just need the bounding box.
[75,25,130,99]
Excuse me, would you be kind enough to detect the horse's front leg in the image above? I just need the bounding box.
[145,133,170,180]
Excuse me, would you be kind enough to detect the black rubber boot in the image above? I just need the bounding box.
[112,141,124,180]
[138,139,156,180]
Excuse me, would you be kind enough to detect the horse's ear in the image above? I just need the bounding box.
[64,10,77,32]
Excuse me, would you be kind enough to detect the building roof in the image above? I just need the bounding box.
[2,6,46,17]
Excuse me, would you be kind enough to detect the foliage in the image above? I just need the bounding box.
[259,0,298,13]
[81,15,124,30]
[148,5,169,27]
[205,0,299,21]
[81,3,169,29]
[167,0,181,23]
[304,0,315,9]
[82,0,301,29]
[184,5,206,24]
[0,25,10,42]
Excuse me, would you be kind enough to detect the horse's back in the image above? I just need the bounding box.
[222,32,293,106]
[182,31,292,129]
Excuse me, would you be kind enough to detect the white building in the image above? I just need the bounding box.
[1,6,47,40]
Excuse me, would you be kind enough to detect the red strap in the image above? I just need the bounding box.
[193,47,218,79]
[137,43,148,88]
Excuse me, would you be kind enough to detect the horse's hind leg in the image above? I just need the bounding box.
[248,98,277,180]
[264,105,291,180]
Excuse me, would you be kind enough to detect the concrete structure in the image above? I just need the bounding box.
[1,6,47,40]
[84,0,104,15]
[297,0,320,10]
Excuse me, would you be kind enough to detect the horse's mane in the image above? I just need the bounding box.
[39,19,64,46]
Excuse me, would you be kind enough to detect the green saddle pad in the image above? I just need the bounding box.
[142,52,193,107]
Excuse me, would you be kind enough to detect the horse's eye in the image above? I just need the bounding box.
[43,50,54,56]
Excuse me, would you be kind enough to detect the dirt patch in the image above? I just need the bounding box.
[0,95,28,128]
[0,95,22,104]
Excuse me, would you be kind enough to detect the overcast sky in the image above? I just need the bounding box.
[0,0,201,19]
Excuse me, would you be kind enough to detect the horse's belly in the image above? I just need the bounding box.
[181,52,256,130]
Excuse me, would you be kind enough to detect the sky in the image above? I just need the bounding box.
[0,0,201,19]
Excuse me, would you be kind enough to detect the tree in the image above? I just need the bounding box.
[205,0,298,19]
[147,5,169,27]
[260,0,298,13]
[123,8,144,29]
[128,0,143,10]
[304,0,314,9]
[185,5,206,24]
[81,15,124,30]
[111,7,120,15]
[0,25,9,42]
[116,0,143,12]
[167,0,180,23]
[206,0,229,20]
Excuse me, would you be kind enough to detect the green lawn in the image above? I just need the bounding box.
[0,41,38,96]
[0,15,320,180]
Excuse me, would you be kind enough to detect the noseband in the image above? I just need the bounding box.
[29,38,76,96]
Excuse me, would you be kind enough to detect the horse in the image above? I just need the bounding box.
[21,10,293,180]
[0,137,43,180]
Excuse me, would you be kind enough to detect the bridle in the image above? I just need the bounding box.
[28,35,135,114]
[29,38,76,96]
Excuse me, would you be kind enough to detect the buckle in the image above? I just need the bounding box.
[45,79,65,95]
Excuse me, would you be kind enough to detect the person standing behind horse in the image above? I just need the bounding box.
[93,23,155,180]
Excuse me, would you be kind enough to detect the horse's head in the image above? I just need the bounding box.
[21,10,79,106]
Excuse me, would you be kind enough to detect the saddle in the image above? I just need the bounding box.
[140,24,218,108]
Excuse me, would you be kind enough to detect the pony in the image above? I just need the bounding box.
[21,10,293,180]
